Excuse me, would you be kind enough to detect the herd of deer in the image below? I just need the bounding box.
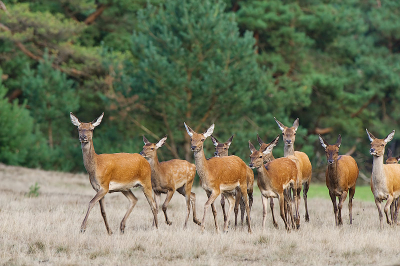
[69,112,400,235]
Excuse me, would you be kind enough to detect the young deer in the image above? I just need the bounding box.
[211,135,254,226]
[274,117,312,222]
[184,123,252,233]
[248,139,299,231]
[257,135,295,229]
[139,136,201,228]
[319,135,359,226]
[366,129,400,228]
[386,149,400,223]
[70,112,158,234]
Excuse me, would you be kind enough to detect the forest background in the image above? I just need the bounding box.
[1,0,399,182]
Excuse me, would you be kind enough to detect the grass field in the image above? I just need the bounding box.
[0,163,399,265]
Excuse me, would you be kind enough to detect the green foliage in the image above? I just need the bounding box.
[26,182,40,198]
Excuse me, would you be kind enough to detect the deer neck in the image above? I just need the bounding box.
[284,144,295,157]
[264,153,275,163]
[371,155,386,182]
[146,154,162,176]
[327,161,339,188]
[81,140,97,176]
[193,148,209,182]
[257,165,272,187]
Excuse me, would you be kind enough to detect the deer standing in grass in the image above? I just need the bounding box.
[318,134,359,226]
[248,138,299,231]
[211,135,254,226]
[70,112,158,234]
[139,136,201,228]
[386,149,400,223]
[184,123,252,233]
[366,129,400,228]
[274,117,312,222]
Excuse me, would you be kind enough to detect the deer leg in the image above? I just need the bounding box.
[223,193,236,233]
[384,195,394,225]
[329,190,338,226]
[239,185,252,233]
[99,198,112,235]
[303,181,310,222]
[190,192,202,226]
[337,191,347,226]
[261,195,269,231]
[279,194,290,231]
[348,186,356,225]
[142,187,158,229]
[203,190,220,233]
[394,197,400,225]
[81,188,108,233]
[221,194,227,223]
[120,190,138,234]
[234,190,242,228]
[375,198,384,229]
[161,189,175,225]
[152,192,161,227]
[269,198,278,229]
[284,190,295,229]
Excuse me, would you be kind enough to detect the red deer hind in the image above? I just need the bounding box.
[70,112,158,234]
[140,135,201,228]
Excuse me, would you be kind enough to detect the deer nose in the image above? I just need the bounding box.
[370,148,375,153]
[286,140,291,144]
[191,146,196,151]
[214,151,218,156]
[249,163,254,168]
[139,151,144,156]
[327,159,334,164]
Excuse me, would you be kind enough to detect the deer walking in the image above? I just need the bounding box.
[70,112,158,234]
[184,123,252,233]
[274,117,312,222]
[318,135,359,226]
[140,136,201,228]
[248,138,299,231]
[211,135,254,227]
[366,129,400,228]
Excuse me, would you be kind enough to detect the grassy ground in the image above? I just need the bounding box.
[306,184,374,202]
[0,163,399,266]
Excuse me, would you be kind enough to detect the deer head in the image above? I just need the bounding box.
[257,134,279,163]
[140,135,167,159]
[386,149,400,164]
[366,129,395,157]
[274,117,299,146]
[248,140,276,169]
[184,122,214,152]
[211,135,233,157]
[70,112,104,144]
[319,134,341,165]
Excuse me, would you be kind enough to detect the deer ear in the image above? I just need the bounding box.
[226,135,234,147]
[249,141,257,153]
[319,135,328,149]
[70,112,81,127]
[203,124,214,138]
[366,129,376,142]
[262,143,275,155]
[92,112,104,128]
[293,118,299,132]
[211,135,219,147]
[156,136,167,148]
[143,136,150,145]
[384,130,395,144]
[271,135,280,146]
[336,134,342,148]
[274,117,286,131]
[184,122,194,137]
[257,134,264,146]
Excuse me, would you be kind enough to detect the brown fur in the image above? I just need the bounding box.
[184,123,252,233]
[212,135,254,226]
[275,117,312,222]
[366,129,400,227]
[70,112,158,234]
[249,140,299,231]
[319,135,359,226]
[140,136,201,228]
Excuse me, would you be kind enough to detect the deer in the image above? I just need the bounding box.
[274,117,312,222]
[139,135,201,228]
[318,134,359,226]
[211,135,254,227]
[386,149,400,223]
[70,112,158,234]
[256,135,297,229]
[366,129,400,228]
[184,123,252,233]
[248,138,299,231]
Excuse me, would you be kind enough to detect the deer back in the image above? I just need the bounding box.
[262,157,298,193]
[158,159,196,187]
[382,164,400,195]
[202,155,247,187]
[293,151,312,183]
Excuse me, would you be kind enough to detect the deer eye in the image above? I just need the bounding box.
[201,139,205,142]
[381,144,384,147]
[282,133,285,136]
[224,148,227,150]
[151,148,154,150]
[259,156,262,158]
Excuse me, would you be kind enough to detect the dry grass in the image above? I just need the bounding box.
[0,163,399,265]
